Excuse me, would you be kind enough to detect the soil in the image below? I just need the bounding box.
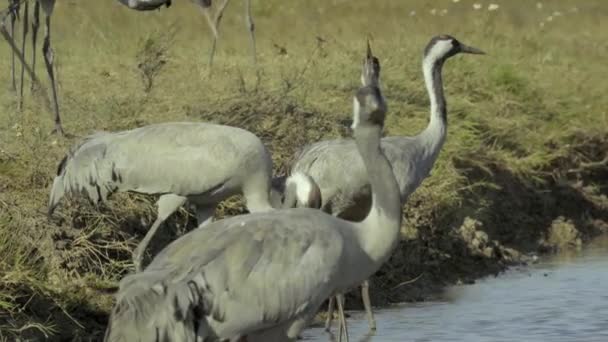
[2,129,607,341]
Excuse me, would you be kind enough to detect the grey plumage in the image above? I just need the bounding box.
[290,35,485,332]
[105,210,347,342]
[49,122,277,271]
[104,46,402,342]
[116,0,172,11]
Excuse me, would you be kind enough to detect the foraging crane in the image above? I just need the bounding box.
[103,42,400,342]
[48,121,320,272]
[289,35,485,333]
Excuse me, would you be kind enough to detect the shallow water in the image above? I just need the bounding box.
[302,236,608,342]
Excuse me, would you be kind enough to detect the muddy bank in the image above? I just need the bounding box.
[351,132,608,308]
[1,123,607,341]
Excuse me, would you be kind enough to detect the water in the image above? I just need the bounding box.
[302,236,608,342]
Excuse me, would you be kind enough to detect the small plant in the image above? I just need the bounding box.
[135,23,178,93]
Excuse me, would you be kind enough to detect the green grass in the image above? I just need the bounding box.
[1,0,607,339]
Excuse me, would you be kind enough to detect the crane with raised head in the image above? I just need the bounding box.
[103,41,400,342]
[289,34,485,334]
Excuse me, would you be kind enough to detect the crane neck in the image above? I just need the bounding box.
[420,55,448,150]
[354,123,402,263]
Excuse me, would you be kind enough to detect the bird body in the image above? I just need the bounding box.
[116,0,172,11]
[105,209,388,341]
[291,132,444,220]
[290,35,485,333]
[49,121,276,271]
[50,122,273,212]
[104,44,401,341]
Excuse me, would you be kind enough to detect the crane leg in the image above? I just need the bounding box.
[194,205,215,227]
[133,194,187,272]
[244,0,256,66]
[18,0,28,110]
[324,296,335,331]
[361,279,376,330]
[1,7,42,91]
[31,1,39,91]
[199,0,230,69]
[42,13,63,135]
[8,1,17,91]
[336,293,349,342]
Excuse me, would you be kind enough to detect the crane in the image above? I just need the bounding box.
[48,121,302,272]
[289,34,485,334]
[103,41,401,342]
[0,0,255,135]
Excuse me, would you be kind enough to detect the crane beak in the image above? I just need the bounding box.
[460,43,486,55]
[366,39,373,59]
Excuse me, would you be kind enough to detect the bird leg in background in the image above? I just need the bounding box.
[18,0,28,110]
[31,0,39,90]
[197,0,230,69]
[0,6,61,136]
[336,294,350,342]
[361,279,377,330]
[41,12,63,135]
[8,0,18,91]
[1,9,45,100]
[244,0,256,66]
[133,194,187,272]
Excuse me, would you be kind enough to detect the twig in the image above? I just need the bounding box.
[390,273,424,291]
[567,155,608,174]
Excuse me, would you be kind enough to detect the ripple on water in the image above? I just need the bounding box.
[302,236,608,342]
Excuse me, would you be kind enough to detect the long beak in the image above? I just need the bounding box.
[460,43,486,55]
[366,39,373,59]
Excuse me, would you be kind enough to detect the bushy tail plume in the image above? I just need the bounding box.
[104,269,211,342]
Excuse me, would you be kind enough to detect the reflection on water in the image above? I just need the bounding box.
[302,236,608,342]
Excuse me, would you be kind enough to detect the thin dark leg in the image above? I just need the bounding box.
[42,14,63,135]
[1,10,42,92]
[244,0,256,66]
[8,0,17,91]
[201,0,230,69]
[18,0,28,110]
[31,1,39,90]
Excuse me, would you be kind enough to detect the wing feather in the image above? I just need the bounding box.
[137,210,345,339]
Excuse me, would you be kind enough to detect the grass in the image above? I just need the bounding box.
[1,0,607,339]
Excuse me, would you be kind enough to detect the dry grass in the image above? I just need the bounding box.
[0,0,607,339]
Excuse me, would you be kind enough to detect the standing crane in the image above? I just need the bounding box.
[106,1,259,68]
[0,0,64,134]
[0,0,256,135]
[288,35,485,334]
[103,41,401,342]
[47,121,320,272]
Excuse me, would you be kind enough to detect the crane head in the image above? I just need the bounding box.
[352,41,387,131]
[361,39,381,87]
[423,35,485,63]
